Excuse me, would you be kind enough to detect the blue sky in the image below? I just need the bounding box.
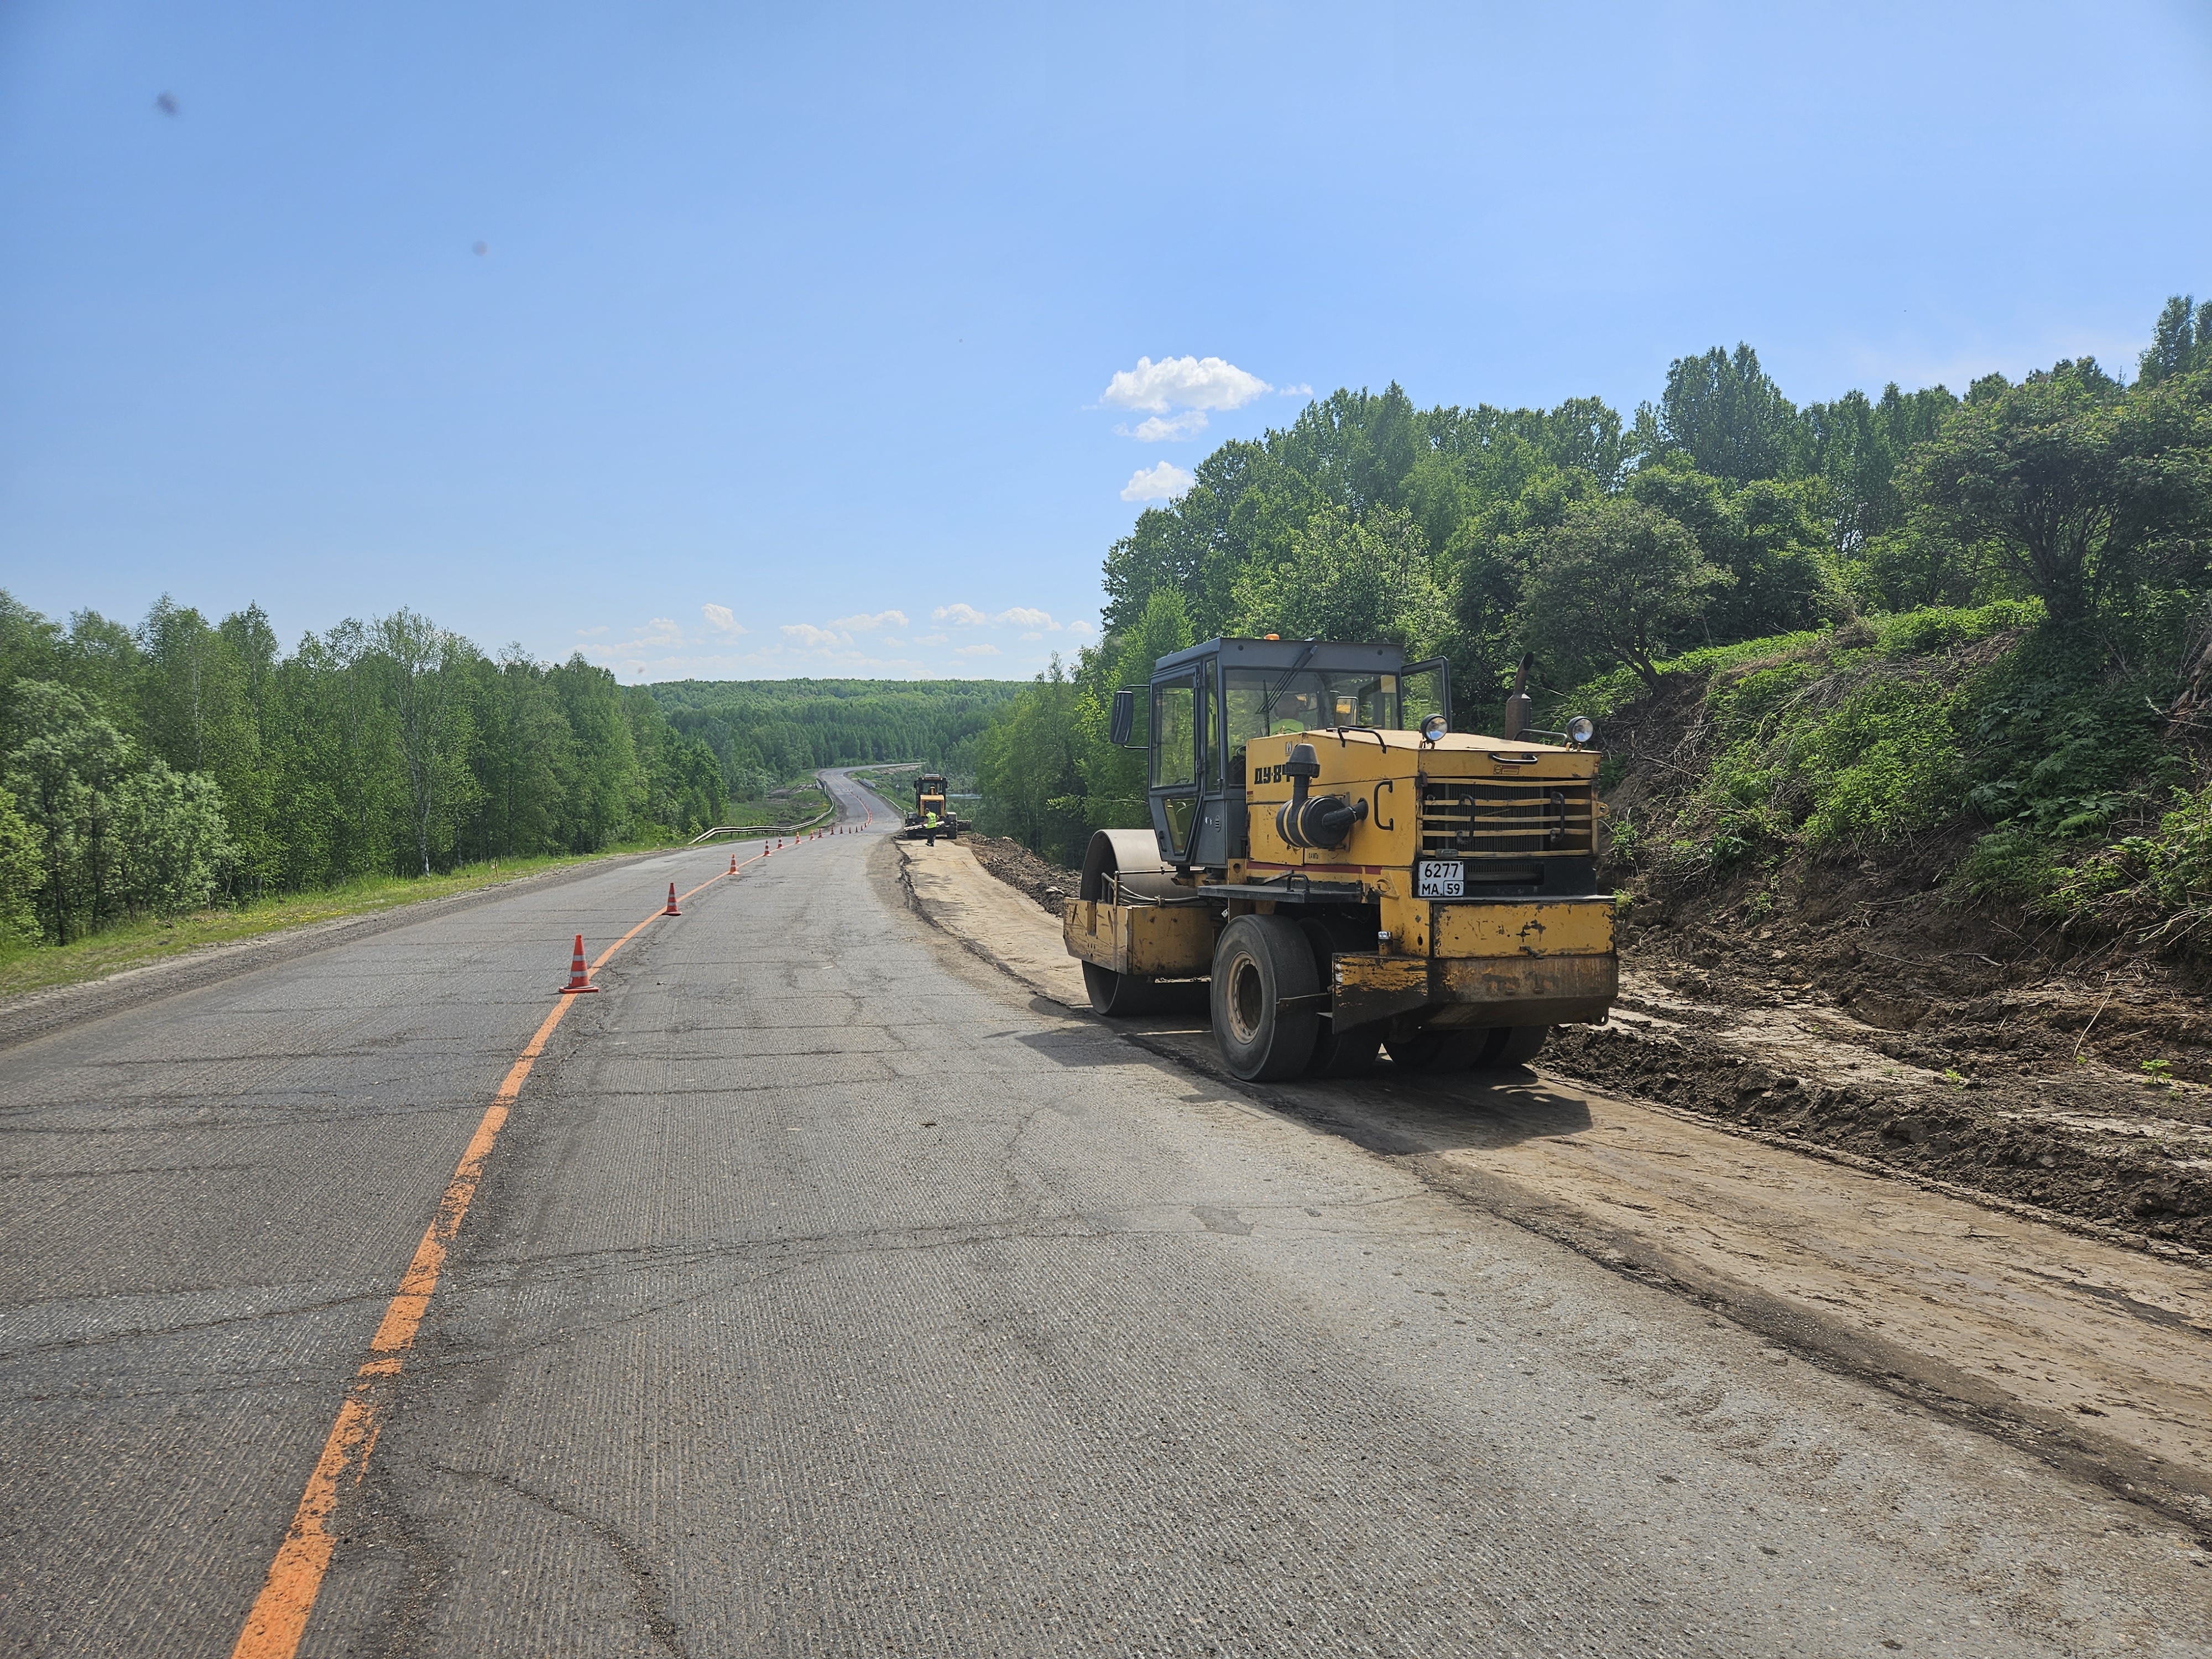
[3,1,2209,682]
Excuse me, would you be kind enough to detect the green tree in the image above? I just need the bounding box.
[0,784,44,942]
[139,597,271,898]
[1443,467,1603,712]
[976,658,1086,859]
[1801,381,1960,557]
[4,680,133,941]
[373,609,483,874]
[1229,505,1452,656]
[550,654,644,850]
[1639,343,1800,483]
[1520,500,1728,691]
[1903,360,2212,625]
[1626,461,1840,641]
[1071,588,1193,828]
[114,760,236,917]
[2138,295,2212,387]
[478,649,578,858]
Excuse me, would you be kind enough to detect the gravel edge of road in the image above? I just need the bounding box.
[0,848,679,1055]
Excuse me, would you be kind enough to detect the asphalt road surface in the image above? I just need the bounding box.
[2,771,2204,1657]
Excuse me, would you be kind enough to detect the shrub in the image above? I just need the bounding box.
[2042,782,2212,949]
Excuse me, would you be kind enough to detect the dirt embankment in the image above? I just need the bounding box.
[959,821,2212,1257]
[1572,666,2212,1257]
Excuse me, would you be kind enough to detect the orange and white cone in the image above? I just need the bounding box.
[664,882,681,917]
[559,934,598,994]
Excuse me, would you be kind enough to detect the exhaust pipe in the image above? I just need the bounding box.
[1501,653,1533,742]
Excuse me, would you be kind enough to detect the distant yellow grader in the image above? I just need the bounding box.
[897,772,962,841]
[1062,638,1615,1081]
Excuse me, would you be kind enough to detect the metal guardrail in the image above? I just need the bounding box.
[687,808,836,845]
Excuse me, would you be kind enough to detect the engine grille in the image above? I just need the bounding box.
[1419,780,1593,858]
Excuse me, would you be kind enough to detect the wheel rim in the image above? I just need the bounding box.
[1227,951,1266,1045]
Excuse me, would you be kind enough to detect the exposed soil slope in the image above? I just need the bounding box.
[1572,638,2212,1256]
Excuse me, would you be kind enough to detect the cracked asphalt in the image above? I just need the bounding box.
[2,779,2206,1655]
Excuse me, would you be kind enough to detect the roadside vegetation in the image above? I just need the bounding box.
[0,846,669,999]
[0,603,1006,978]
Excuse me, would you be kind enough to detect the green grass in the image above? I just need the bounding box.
[1560,601,2057,874]
[0,842,682,1001]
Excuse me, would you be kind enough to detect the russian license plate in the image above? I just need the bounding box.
[1417,859,1464,898]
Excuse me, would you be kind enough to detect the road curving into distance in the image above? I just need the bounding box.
[0,771,2203,1656]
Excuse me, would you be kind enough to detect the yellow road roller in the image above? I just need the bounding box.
[1061,638,1615,1081]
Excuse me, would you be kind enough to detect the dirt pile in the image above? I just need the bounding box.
[961,835,1078,916]
[1547,964,2212,1256]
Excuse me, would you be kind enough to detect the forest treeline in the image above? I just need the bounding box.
[977,294,2212,952]
[0,599,1016,951]
[648,679,1016,791]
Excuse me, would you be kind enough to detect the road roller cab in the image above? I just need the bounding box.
[1061,637,1616,1081]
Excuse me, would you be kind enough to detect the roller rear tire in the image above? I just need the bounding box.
[1210,914,1319,1082]
[1484,1025,1550,1067]
[1385,1029,1490,1075]
[1308,1023,1383,1077]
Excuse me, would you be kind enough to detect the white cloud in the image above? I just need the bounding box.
[915,632,948,645]
[1066,620,1095,638]
[1278,383,1313,398]
[954,643,1001,656]
[780,623,852,649]
[934,602,1061,632]
[1121,462,1194,502]
[1102,355,1270,414]
[829,609,907,632]
[576,625,609,637]
[630,618,683,647]
[1122,410,1211,442]
[700,603,745,634]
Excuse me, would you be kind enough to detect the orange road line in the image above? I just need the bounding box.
[229,846,764,1659]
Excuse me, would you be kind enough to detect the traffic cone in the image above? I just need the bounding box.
[664,881,680,916]
[729,852,737,874]
[559,934,598,994]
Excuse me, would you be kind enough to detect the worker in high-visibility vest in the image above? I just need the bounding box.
[923,808,941,847]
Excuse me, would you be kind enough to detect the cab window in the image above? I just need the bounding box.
[1201,658,1218,790]
[1151,681,1196,789]
[1224,666,1406,785]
